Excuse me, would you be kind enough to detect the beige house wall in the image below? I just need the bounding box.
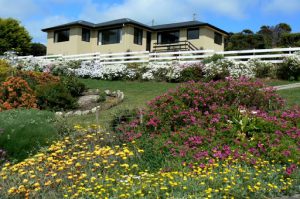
[46,25,226,55]
[47,27,81,55]
[150,27,225,52]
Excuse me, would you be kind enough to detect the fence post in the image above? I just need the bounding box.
[139,108,143,124]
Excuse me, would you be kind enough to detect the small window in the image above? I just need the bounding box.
[134,28,143,45]
[214,32,222,45]
[98,28,122,45]
[82,28,90,42]
[54,29,70,42]
[187,28,199,40]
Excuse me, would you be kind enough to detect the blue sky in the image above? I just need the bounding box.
[1,0,300,44]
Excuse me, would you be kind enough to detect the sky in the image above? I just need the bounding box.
[1,0,300,44]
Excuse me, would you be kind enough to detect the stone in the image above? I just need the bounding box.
[91,107,97,113]
[74,110,82,116]
[82,110,90,115]
[65,111,74,117]
[78,95,99,108]
[55,112,63,116]
[104,90,111,95]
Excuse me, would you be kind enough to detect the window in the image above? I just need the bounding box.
[134,28,143,45]
[98,28,122,45]
[157,30,179,44]
[214,32,222,45]
[82,28,90,42]
[54,29,70,42]
[187,28,199,40]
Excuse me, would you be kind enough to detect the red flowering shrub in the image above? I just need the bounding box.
[15,70,60,89]
[0,77,37,111]
[116,78,299,171]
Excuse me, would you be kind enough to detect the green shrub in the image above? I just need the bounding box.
[179,63,204,82]
[276,55,300,80]
[36,82,78,111]
[0,109,68,161]
[0,59,15,82]
[97,91,106,103]
[61,76,86,97]
[202,54,224,64]
[248,59,276,78]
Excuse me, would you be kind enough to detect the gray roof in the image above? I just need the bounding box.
[152,21,205,30]
[42,18,228,35]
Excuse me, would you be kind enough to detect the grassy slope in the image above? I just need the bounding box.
[68,79,300,127]
[0,109,61,161]
[67,79,179,127]
[277,87,300,107]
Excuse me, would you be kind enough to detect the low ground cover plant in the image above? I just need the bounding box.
[115,78,299,173]
[0,109,68,162]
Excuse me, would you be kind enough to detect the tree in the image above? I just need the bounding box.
[30,43,46,56]
[225,32,265,51]
[0,18,32,55]
[272,23,292,47]
[257,25,273,48]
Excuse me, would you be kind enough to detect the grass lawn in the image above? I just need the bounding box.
[67,79,179,127]
[262,79,300,86]
[277,87,300,107]
[67,79,300,128]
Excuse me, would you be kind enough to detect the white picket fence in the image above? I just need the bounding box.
[16,47,300,65]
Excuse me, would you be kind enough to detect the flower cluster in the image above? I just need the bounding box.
[0,77,37,111]
[116,78,300,168]
[71,60,137,80]
[0,125,298,198]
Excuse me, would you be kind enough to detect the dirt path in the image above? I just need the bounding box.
[273,83,300,90]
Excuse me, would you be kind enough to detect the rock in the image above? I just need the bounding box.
[55,112,63,116]
[104,90,111,95]
[65,111,74,117]
[78,95,99,108]
[91,107,97,113]
[119,92,124,101]
[74,110,82,116]
[82,110,90,115]
[96,106,101,110]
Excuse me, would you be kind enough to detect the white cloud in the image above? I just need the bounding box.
[79,0,256,25]
[263,0,300,13]
[25,15,71,44]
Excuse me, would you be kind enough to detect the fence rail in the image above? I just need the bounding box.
[14,47,300,65]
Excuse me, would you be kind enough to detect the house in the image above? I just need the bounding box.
[42,18,228,55]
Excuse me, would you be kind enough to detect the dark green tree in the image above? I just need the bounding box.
[30,43,46,56]
[0,18,32,55]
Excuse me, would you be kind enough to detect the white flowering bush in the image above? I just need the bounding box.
[141,62,181,81]
[203,59,231,80]
[276,53,300,80]
[247,58,275,78]
[71,61,137,80]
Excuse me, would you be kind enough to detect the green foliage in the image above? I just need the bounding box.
[35,82,78,111]
[179,65,204,82]
[202,54,224,64]
[279,33,300,47]
[97,91,107,103]
[0,59,15,82]
[29,43,46,56]
[61,76,86,97]
[276,56,300,80]
[225,23,294,50]
[0,18,31,55]
[0,109,68,161]
[225,33,265,50]
[110,108,138,133]
[248,59,276,78]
